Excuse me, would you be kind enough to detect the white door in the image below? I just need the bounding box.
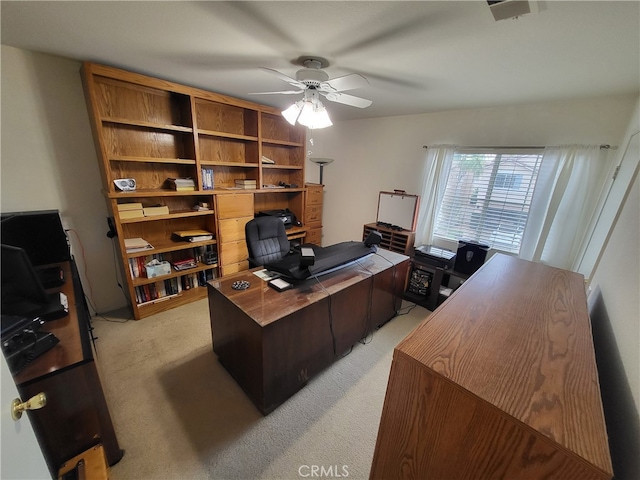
[1,354,50,479]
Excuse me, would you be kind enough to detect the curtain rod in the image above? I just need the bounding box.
[422,144,613,149]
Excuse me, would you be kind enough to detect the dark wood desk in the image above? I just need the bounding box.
[13,261,123,477]
[207,249,409,414]
[370,254,613,480]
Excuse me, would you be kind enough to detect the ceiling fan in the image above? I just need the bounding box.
[252,56,373,109]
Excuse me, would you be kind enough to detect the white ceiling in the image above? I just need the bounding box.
[2,1,639,122]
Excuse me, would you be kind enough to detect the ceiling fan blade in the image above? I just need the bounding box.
[249,90,304,95]
[320,73,370,93]
[321,92,372,108]
[260,67,306,89]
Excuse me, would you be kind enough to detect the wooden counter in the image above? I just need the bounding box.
[370,253,613,480]
[13,261,123,476]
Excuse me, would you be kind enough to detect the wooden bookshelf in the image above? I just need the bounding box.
[82,62,307,319]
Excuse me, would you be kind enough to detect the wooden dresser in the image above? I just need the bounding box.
[370,254,613,480]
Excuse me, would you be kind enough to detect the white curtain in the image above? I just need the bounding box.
[520,145,609,270]
[415,145,455,246]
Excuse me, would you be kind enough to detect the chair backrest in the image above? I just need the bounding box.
[245,216,291,267]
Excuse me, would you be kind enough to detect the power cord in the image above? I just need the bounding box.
[311,274,339,357]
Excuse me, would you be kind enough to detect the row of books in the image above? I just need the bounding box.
[118,203,169,219]
[128,254,165,279]
[128,246,215,279]
[134,269,215,306]
[202,168,214,190]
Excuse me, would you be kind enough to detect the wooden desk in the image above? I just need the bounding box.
[370,254,613,480]
[13,261,123,476]
[207,249,409,414]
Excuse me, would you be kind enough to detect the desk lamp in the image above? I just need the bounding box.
[309,158,334,184]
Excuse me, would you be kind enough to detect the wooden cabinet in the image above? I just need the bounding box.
[81,62,306,319]
[304,183,323,245]
[370,254,613,480]
[215,193,253,276]
[14,261,122,477]
[362,223,415,255]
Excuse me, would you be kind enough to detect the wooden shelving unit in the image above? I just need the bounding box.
[362,223,415,255]
[82,62,307,319]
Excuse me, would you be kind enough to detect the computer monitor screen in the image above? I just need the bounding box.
[1,244,52,316]
[1,210,70,266]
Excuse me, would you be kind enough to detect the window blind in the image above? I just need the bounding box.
[433,151,543,254]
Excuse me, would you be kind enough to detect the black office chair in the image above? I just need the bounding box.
[245,216,291,268]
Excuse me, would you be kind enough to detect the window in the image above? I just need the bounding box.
[433,150,543,254]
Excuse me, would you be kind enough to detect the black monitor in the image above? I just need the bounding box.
[1,244,66,319]
[1,210,70,266]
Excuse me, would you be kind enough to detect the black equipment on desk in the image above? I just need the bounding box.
[415,245,456,270]
[454,240,489,274]
[1,315,59,374]
[257,209,298,229]
[265,241,375,281]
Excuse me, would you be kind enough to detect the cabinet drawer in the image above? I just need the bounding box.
[306,187,323,205]
[216,193,254,219]
[219,216,253,243]
[221,261,249,276]
[220,240,248,265]
[305,228,322,246]
[305,205,323,223]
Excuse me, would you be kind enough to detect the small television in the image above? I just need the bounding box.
[1,210,70,266]
[1,244,66,320]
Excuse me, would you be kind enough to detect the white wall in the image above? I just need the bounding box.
[1,46,123,313]
[312,96,636,247]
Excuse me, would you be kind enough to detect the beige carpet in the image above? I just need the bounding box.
[92,298,429,480]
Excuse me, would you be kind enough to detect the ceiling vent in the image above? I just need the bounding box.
[487,0,532,21]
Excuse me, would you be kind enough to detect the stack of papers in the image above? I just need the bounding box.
[171,230,213,243]
[124,237,153,253]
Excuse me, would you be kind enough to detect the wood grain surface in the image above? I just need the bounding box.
[370,253,612,479]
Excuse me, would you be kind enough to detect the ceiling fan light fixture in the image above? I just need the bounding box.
[282,97,333,129]
[281,101,302,125]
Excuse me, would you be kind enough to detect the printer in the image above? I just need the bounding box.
[257,209,298,229]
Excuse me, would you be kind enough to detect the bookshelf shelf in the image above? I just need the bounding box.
[119,209,214,224]
[102,117,193,133]
[197,129,258,142]
[131,263,218,287]
[109,156,196,164]
[262,138,305,147]
[82,62,307,319]
[261,164,303,170]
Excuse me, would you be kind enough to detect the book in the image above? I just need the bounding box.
[202,167,215,190]
[261,156,275,164]
[234,179,257,190]
[143,205,169,216]
[119,209,144,219]
[117,202,143,211]
[172,258,198,271]
[172,230,213,242]
[235,179,257,184]
[124,237,153,253]
[166,177,196,191]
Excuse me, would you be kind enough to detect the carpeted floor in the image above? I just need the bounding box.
[91,298,429,480]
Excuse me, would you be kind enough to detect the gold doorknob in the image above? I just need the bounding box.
[11,392,46,421]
